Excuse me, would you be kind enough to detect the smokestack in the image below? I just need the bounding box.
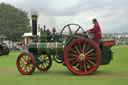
[31,15,38,36]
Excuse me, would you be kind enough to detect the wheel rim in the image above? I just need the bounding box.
[36,55,52,71]
[65,39,101,75]
[17,53,35,75]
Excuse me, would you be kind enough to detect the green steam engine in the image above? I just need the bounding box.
[17,15,115,75]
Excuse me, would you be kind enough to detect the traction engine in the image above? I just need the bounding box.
[16,14,115,75]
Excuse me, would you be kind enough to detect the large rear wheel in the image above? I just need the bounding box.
[64,39,101,75]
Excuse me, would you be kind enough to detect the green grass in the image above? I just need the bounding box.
[0,46,128,85]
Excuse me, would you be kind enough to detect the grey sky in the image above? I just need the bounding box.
[0,0,128,33]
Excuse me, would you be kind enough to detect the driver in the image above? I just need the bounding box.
[88,18,102,46]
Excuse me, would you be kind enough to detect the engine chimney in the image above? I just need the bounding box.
[31,15,38,36]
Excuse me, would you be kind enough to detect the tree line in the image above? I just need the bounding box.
[0,3,31,41]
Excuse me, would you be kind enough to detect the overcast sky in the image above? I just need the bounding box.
[0,0,128,33]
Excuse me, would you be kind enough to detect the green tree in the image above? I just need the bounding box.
[0,3,31,41]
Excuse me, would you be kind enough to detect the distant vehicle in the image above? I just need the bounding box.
[3,40,13,50]
[118,41,126,45]
[0,36,10,56]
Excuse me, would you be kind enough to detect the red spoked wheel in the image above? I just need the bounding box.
[36,55,52,71]
[65,39,101,75]
[17,52,36,75]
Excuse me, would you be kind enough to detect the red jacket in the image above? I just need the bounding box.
[90,23,102,39]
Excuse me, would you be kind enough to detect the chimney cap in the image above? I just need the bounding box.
[30,9,38,16]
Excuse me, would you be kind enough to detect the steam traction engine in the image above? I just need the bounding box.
[17,15,115,75]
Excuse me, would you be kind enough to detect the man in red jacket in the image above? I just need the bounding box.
[88,19,102,46]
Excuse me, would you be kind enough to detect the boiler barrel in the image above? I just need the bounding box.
[28,42,65,55]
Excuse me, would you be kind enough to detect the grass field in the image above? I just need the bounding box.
[0,45,128,85]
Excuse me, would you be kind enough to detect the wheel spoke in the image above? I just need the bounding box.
[70,48,78,55]
[23,66,27,72]
[84,62,87,72]
[69,58,76,61]
[29,64,33,67]
[62,34,70,37]
[20,64,25,68]
[22,56,26,62]
[26,66,30,72]
[82,43,86,53]
[44,60,50,64]
[28,65,32,70]
[85,49,94,56]
[80,61,82,71]
[28,66,31,72]
[41,56,44,59]
[86,57,96,60]
[44,59,49,61]
[87,53,97,57]
[26,56,28,60]
[45,62,50,65]
[84,60,91,68]
[40,64,43,68]
[78,42,82,53]
[66,37,72,45]
[71,60,77,65]
[87,59,95,66]
[27,56,30,60]
[44,62,47,67]
[26,66,29,72]
[75,35,81,38]
[69,53,78,57]
[76,62,80,68]
[74,26,80,34]
[42,63,46,68]
[20,59,25,64]
[42,63,45,68]
[25,55,27,61]
[75,45,80,54]
[68,25,72,34]
[84,44,91,54]
[20,63,25,66]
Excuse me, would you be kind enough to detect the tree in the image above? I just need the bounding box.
[0,3,31,41]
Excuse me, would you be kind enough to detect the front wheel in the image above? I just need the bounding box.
[64,39,101,75]
[36,55,52,71]
[17,52,36,75]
